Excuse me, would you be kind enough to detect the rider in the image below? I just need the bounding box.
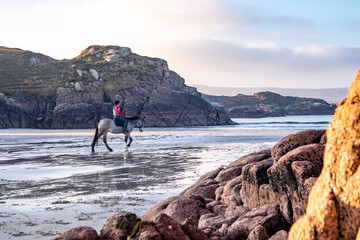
[113,100,129,132]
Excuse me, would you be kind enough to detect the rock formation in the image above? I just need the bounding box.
[202,91,337,118]
[0,46,234,128]
[53,128,327,239]
[288,70,360,239]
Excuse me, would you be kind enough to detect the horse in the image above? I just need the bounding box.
[91,116,145,152]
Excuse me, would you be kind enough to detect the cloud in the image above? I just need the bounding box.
[149,39,360,89]
[0,0,359,89]
[214,2,315,44]
[0,0,229,58]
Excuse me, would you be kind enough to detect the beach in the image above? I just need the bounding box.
[0,116,332,239]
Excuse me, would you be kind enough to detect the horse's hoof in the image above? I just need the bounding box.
[109,149,113,152]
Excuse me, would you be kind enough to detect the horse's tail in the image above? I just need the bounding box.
[91,126,99,147]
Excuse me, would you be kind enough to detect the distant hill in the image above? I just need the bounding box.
[194,85,348,104]
[202,91,337,118]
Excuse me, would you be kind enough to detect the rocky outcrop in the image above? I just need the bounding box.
[271,129,325,162]
[141,129,326,239]
[0,46,234,128]
[202,91,337,118]
[289,70,360,239]
[0,93,55,128]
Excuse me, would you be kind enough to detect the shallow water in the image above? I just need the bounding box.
[0,116,332,239]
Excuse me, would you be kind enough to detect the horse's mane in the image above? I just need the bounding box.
[126,116,142,121]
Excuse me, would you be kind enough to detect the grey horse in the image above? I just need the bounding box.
[91,116,145,152]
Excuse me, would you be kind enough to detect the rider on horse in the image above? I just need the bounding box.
[113,100,129,132]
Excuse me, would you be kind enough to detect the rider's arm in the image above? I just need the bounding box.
[116,106,125,117]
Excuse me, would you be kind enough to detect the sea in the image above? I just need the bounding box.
[0,115,333,239]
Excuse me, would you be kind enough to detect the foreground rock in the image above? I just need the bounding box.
[0,46,234,128]
[52,226,100,240]
[54,126,329,239]
[100,212,138,239]
[289,70,360,239]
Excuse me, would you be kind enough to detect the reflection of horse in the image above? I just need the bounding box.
[91,116,145,152]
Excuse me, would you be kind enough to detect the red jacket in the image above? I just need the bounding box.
[115,106,125,117]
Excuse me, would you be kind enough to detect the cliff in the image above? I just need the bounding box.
[202,91,337,118]
[0,46,234,128]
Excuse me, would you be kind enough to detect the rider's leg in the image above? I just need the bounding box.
[116,116,129,132]
[123,118,129,132]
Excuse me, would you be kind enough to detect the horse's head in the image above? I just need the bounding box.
[139,116,146,132]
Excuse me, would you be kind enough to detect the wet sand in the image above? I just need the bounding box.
[0,126,293,239]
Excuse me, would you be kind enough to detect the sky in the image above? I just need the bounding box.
[1,0,359,89]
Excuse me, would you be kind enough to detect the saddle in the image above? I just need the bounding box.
[114,118,124,127]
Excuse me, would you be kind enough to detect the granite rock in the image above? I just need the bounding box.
[289,70,360,239]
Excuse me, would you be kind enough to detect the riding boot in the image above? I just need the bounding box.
[124,122,129,132]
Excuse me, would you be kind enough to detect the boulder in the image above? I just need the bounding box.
[142,196,180,222]
[215,167,242,182]
[258,184,279,207]
[227,149,271,168]
[198,213,231,236]
[247,225,269,240]
[226,205,284,240]
[128,222,161,240]
[224,205,250,222]
[289,70,360,239]
[268,143,324,224]
[52,226,100,240]
[162,195,211,225]
[271,129,325,162]
[74,82,86,92]
[269,230,288,240]
[215,186,225,202]
[100,212,138,240]
[143,195,211,225]
[206,201,227,216]
[197,167,224,182]
[181,219,207,240]
[153,213,189,240]
[182,179,219,200]
[240,158,273,209]
[221,176,243,207]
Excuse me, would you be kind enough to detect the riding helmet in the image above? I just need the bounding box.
[114,100,120,105]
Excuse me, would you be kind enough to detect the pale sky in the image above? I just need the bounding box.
[1,0,359,88]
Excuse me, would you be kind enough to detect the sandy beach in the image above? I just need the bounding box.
[0,116,331,239]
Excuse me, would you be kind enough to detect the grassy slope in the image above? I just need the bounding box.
[0,46,163,101]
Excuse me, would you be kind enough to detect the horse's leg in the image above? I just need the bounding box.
[127,135,133,147]
[91,127,99,152]
[103,131,113,152]
[124,134,129,150]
